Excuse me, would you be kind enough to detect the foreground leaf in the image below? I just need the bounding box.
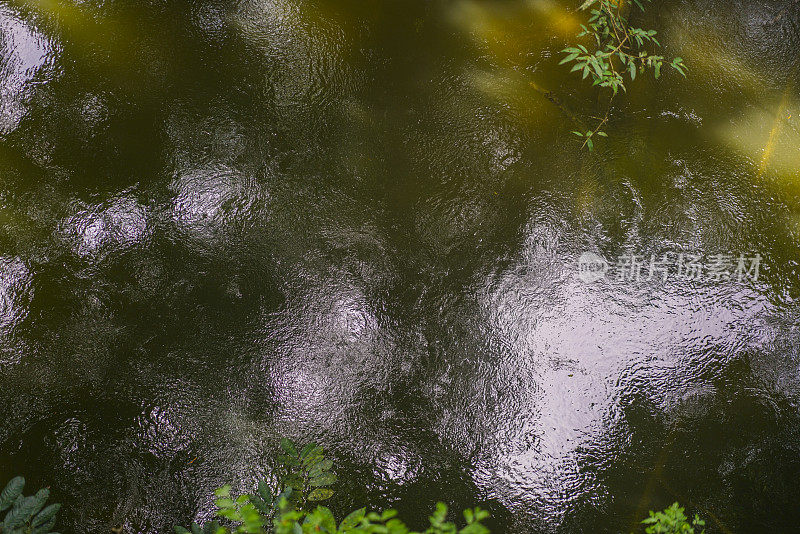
[308,489,334,501]
[0,477,24,512]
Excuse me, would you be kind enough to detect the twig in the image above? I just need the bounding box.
[770,0,800,23]
[581,106,611,149]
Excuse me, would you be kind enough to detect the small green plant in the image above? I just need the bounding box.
[175,438,490,534]
[642,502,705,534]
[560,0,687,149]
[0,477,61,534]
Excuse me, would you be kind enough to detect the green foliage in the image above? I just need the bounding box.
[175,439,490,534]
[271,498,489,534]
[642,503,705,534]
[560,0,687,149]
[3,468,704,534]
[277,438,336,509]
[174,522,225,534]
[0,477,61,534]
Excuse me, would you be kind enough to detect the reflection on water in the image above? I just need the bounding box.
[0,255,31,338]
[1,0,800,532]
[0,4,60,134]
[60,192,149,258]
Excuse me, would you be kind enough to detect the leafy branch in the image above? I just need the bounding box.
[0,477,61,534]
[560,0,687,150]
[276,438,336,511]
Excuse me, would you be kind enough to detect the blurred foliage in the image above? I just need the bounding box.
[642,503,705,534]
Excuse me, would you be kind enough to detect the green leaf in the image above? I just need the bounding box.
[33,516,58,534]
[310,473,337,487]
[596,131,608,137]
[586,138,594,151]
[278,455,300,467]
[32,503,61,527]
[250,494,270,515]
[306,506,337,532]
[302,448,324,468]
[280,438,298,457]
[339,508,366,531]
[470,507,490,522]
[629,61,636,80]
[308,489,334,501]
[284,475,305,490]
[215,498,236,509]
[217,508,240,521]
[3,498,34,529]
[559,53,579,65]
[31,488,49,511]
[381,510,398,521]
[257,480,272,502]
[572,131,584,136]
[430,502,448,525]
[9,490,48,525]
[250,481,273,515]
[299,443,318,459]
[309,460,333,478]
[0,476,24,512]
[277,487,293,504]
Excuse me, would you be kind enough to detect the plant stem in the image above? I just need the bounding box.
[581,104,612,150]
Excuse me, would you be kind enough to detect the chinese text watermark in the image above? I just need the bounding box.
[578,252,761,283]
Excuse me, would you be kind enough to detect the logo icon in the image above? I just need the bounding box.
[578,252,608,283]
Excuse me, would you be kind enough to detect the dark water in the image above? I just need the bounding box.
[1,0,800,531]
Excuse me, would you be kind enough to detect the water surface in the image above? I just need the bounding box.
[1,0,800,532]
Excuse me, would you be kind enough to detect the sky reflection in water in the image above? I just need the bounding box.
[0,0,800,532]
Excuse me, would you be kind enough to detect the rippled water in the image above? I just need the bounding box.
[1,0,799,532]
